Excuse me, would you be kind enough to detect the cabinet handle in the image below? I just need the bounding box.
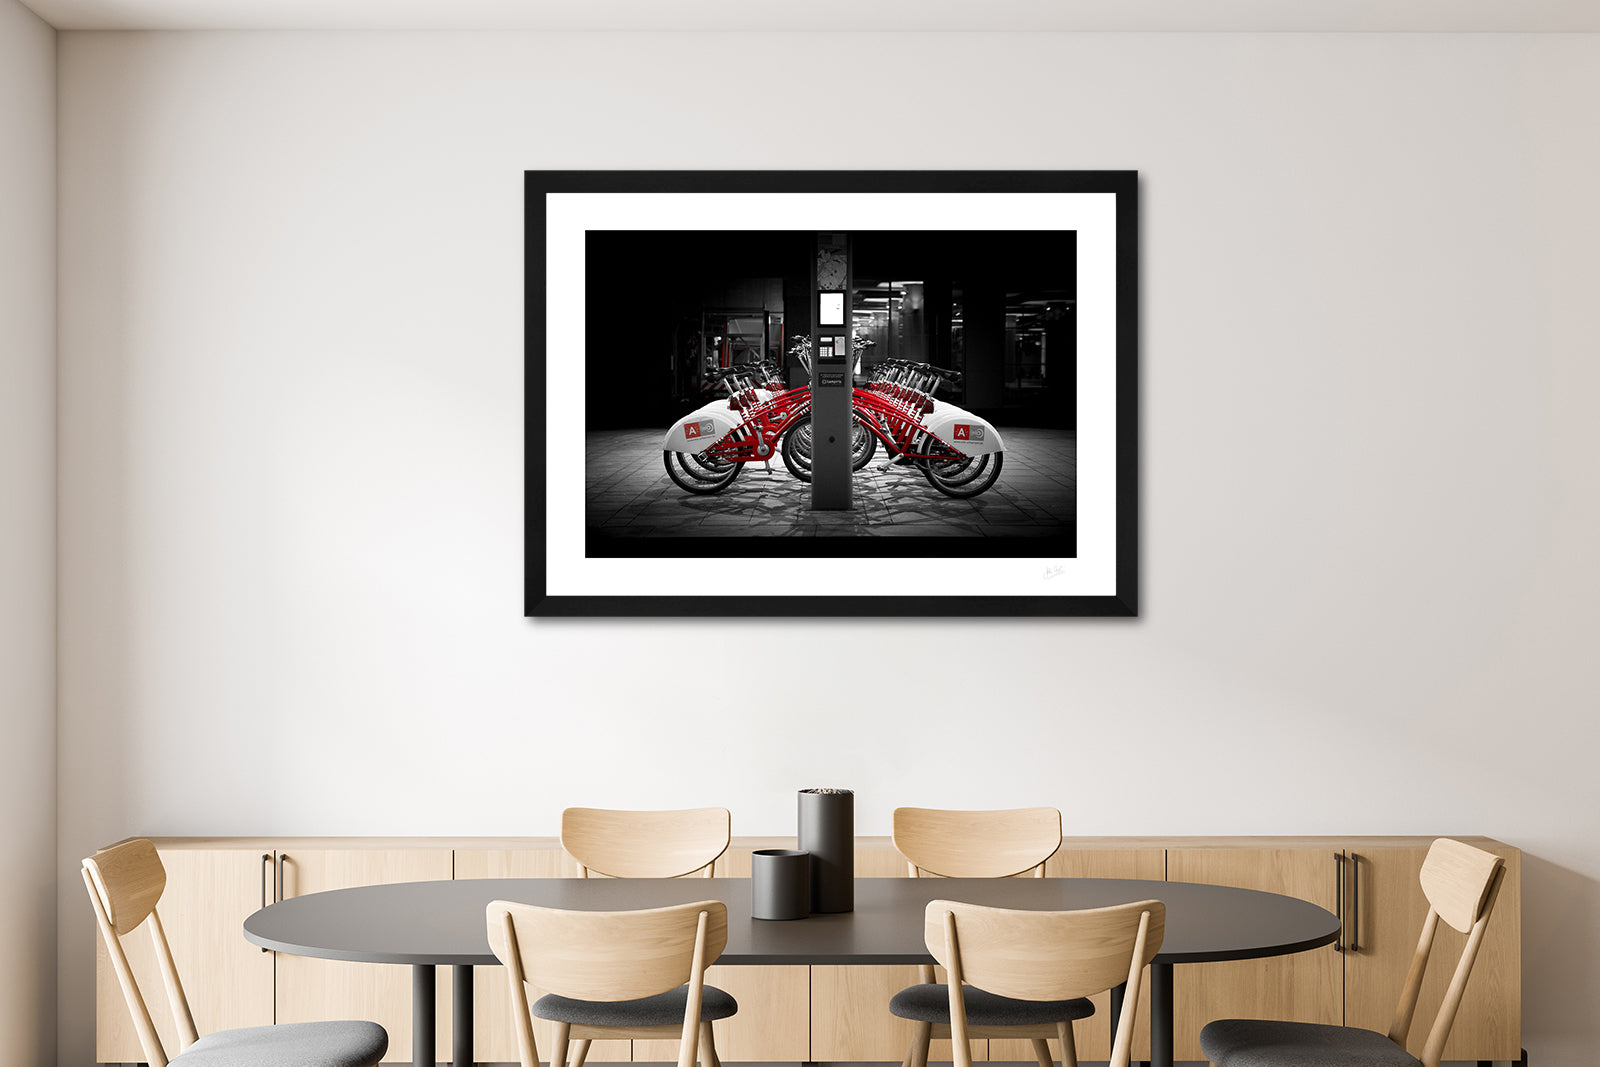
[277,854,287,902]
[1350,853,1361,952]
[1334,852,1344,952]
[260,853,272,952]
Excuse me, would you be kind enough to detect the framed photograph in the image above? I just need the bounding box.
[526,171,1138,617]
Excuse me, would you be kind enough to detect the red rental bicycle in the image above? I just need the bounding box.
[660,361,813,494]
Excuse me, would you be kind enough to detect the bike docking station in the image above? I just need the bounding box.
[810,232,854,511]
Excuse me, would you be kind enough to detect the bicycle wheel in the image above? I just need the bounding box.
[780,417,815,482]
[851,418,878,470]
[924,451,1003,498]
[782,415,875,482]
[663,450,741,494]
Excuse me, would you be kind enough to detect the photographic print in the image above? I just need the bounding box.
[527,172,1137,616]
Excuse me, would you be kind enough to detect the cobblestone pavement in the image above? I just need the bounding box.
[585,428,1075,538]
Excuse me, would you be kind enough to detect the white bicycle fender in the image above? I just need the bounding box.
[662,406,743,452]
[923,407,1006,456]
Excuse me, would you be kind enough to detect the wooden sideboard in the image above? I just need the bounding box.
[94,836,1520,1064]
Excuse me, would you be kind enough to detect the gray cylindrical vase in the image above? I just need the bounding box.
[798,787,854,913]
[750,849,811,920]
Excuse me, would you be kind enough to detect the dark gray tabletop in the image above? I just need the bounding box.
[243,877,1338,968]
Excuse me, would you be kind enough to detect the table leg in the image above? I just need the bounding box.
[413,964,436,1067]
[1149,962,1173,1067]
[454,965,475,1067]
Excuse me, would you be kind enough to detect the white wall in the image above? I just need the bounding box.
[0,1,56,1065]
[56,30,1600,1065]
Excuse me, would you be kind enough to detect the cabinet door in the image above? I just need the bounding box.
[455,848,631,1064]
[812,964,982,1063]
[1168,848,1342,1062]
[96,848,276,1062]
[634,965,811,1063]
[1342,845,1520,1061]
[273,848,453,1064]
[989,847,1164,1064]
[855,842,912,879]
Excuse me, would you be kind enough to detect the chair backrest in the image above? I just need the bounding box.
[561,807,731,878]
[82,840,200,1067]
[925,898,1164,1067]
[893,807,1062,878]
[1387,838,1507,1067]
[486,899,728,1067]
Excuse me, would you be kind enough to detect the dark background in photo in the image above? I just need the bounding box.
[585,230,1078,430]
[584,229,1078,559]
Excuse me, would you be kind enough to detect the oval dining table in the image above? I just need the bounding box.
[244,875,1339,1067]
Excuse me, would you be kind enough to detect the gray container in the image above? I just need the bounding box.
[750,849,811,921]
[798,788,854,913]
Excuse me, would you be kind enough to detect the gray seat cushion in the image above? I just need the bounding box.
[1199,1019,1423,1067]
[888,984,1095,1026]
[534,984,738,1027]
[170,1020,388,1067]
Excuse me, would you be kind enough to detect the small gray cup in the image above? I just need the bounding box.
[751,849,811,920]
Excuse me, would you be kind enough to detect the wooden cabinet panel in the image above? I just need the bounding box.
[856,842,914,878]
[1044,846,1166,880]
[455,848,631,1064]
[1342,844,1521,1061]
[273,848,453,1064]
[990,847,1164,1064]
[813,964,983,1062]
[634,965,810,1062]
[1168,848,1342,1062]
[96,848,276,1062]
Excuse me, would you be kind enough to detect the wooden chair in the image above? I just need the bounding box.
[1200,838,1507,1067]
[83,839,387,1067]
[557,806,733,1067]
[486,898,734,1067]
[561,807,731,878]
[892,806,1062,878]
[891,807,1083,1067]
[917,898,1164,1067]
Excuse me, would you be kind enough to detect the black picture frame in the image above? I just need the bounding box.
[526,170,1139,617]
